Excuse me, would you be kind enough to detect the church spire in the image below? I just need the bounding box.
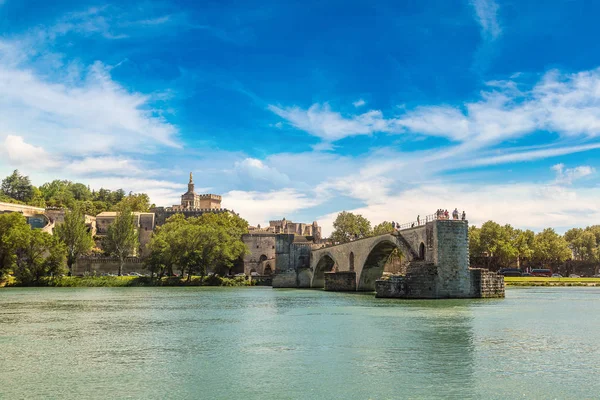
[188,172,195,193]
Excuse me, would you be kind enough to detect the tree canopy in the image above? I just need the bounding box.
[373,221,394,236]
[104,208,139,276]
[0,171,152,216]
[1,170,34,203]
[470,221,572,269]
[146,212,248,280]
[0,213,67,284]
[54,204,95,274]
[331,211,372,243]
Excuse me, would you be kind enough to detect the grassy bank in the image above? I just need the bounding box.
[2,275,252,288]
[504,277,600,287]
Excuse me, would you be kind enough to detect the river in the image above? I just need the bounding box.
[1,287,599,399]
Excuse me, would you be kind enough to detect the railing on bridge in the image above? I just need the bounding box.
[395,213,438,230]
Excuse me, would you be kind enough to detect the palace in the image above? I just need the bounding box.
[171,172,222,210]
[150,172,230,226]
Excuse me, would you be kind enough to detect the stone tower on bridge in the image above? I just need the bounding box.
[272,219,504,299]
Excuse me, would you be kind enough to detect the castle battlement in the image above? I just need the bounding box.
[197,194,222,200]
[164,207,230,213]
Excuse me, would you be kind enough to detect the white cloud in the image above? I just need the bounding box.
[83,177,186,207]
[267,103,390,142]
[353,99,366,108]
[552,163,595,185]
[270,68,600,156]
[67,157,144,176]
[466,143,600,167]
[0,46,179,157]
[223,189,323,227]
[233,158,290,187]
[470,0,501,39]
[2,135,59,168]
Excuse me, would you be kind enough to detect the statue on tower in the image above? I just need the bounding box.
[189,172,193,183]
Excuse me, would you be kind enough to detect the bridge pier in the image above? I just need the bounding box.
[324,271,356,291]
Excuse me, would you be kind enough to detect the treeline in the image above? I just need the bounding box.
[0,170,152,215]
[470,221,600,269]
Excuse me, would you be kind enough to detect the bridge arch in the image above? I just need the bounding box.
[357,238,400,291]
[311,253,336,288]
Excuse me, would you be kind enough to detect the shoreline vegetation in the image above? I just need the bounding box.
[504,277,600,287]
[3,276,600,288]
[0,275,251,288]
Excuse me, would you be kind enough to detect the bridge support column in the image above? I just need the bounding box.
[324,271,356,291]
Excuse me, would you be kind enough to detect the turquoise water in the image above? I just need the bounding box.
[1,287,599,399]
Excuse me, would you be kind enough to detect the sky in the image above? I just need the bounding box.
[1,0,600,235]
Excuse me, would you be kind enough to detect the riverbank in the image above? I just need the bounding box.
[504,277,600,286]
[1,275,251,288]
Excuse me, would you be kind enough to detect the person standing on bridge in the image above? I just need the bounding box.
[452,208,459,219]
[461,211,466,221]
[416,215,420,225]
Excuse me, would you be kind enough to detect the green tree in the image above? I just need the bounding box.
[532,228,572,268]
[331,211,372,244]
[1,170,34,202]
[0,213,31,277]
[104,208,139,276]
[479,221,517,267]
[13,229,66,285]
[512,229,535,268]
[373,221,393,236]
[113,193,151,212]
[28,187,47,208]
[146,212,248,281]
[54,205,95,275]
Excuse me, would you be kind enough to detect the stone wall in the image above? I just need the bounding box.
[73,257,146,276]
[470,269,505,298]
[324,271,357,291]
[242,233,276,275]
[273,234,312,288]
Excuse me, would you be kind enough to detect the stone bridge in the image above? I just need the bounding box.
[272,219,504,299]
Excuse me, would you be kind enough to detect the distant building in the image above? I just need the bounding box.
[243,219,323,276]
[249,217,321,239]
[172,172,222,211]
[95,211,155,256]
[150,172,231,226]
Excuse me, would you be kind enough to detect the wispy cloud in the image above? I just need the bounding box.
[353,99,366,108]
[268,103,390,142]
[470,0,501,40]
[467,143,600,167]
[271,68,600,156]
[552,163,595,185]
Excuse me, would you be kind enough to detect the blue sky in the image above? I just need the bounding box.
[1,0,600,234]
